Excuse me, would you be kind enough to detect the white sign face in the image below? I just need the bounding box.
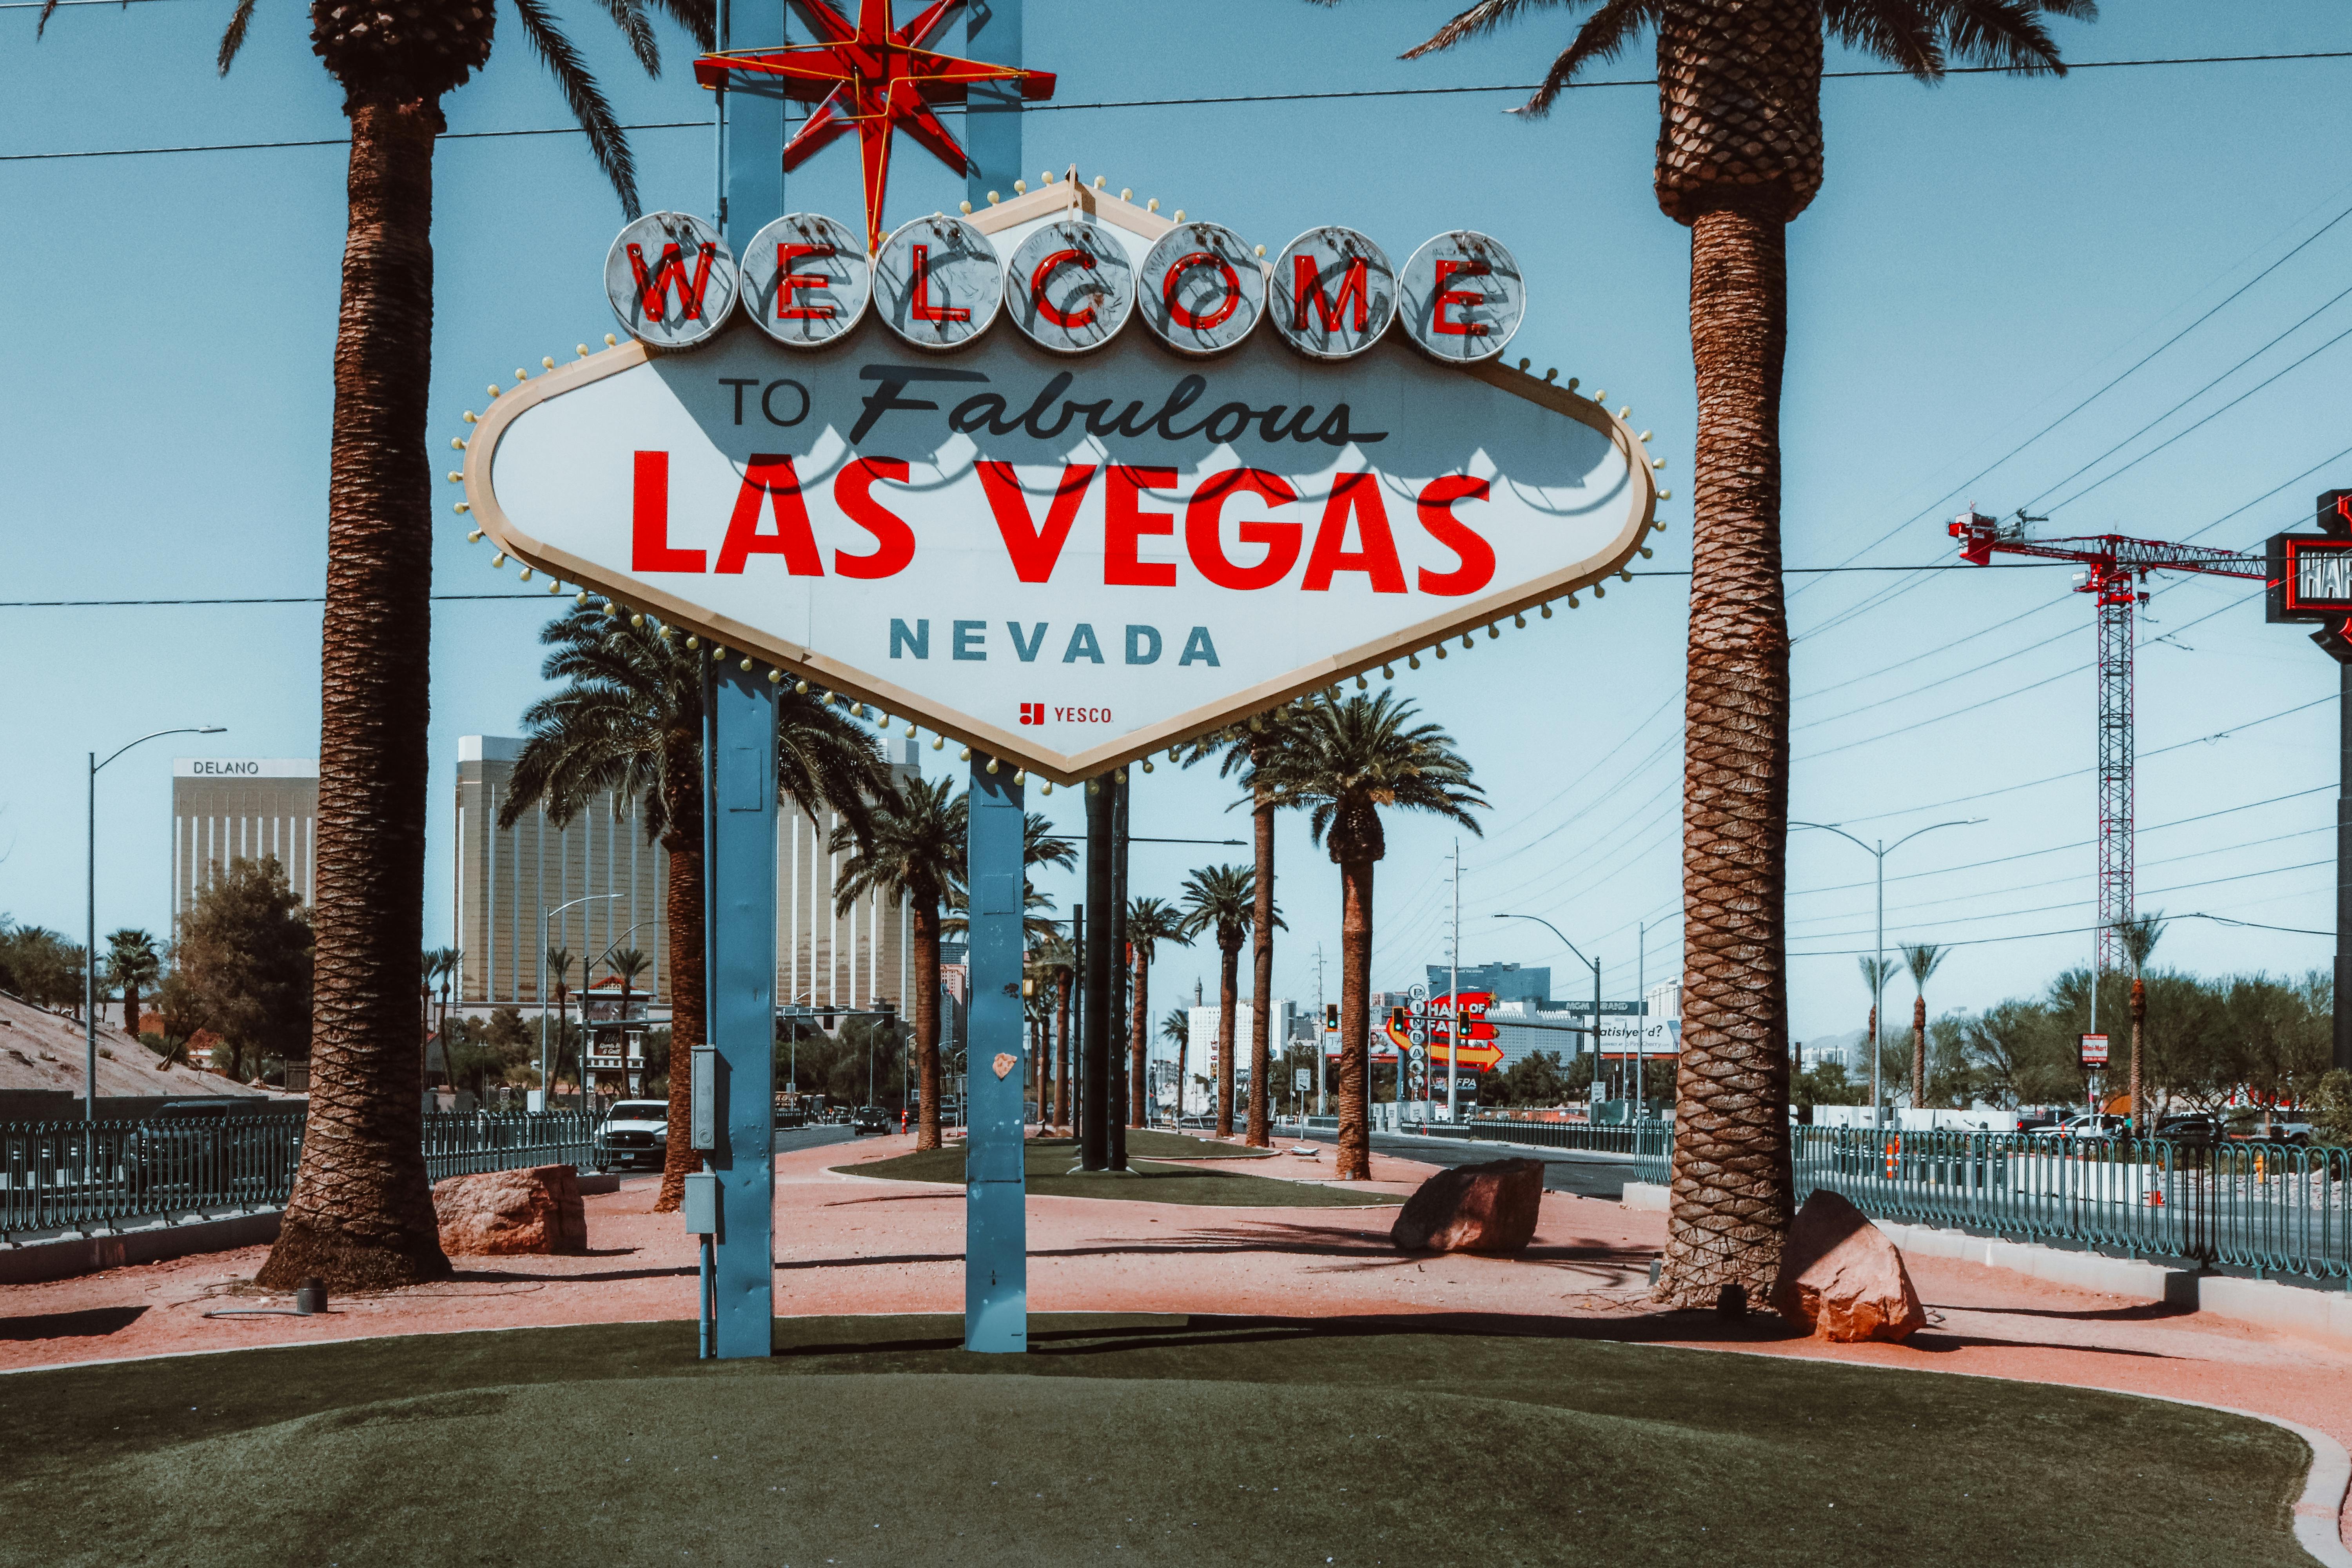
[739,213,870,348]
[1399,232,1524,363]
[605,212,739,351]
[1269,226,1396,361]
[1005,218,1135,354]
[873,214,1001,351]
[1140,221,1264,357]
[466,191,1656,782]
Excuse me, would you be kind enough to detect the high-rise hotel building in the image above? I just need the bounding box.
[172,758,319,929]
[452,736,918,1012]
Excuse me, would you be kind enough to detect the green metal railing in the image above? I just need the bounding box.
[1448,1117,1675,1171]
[3,1110,598,1238]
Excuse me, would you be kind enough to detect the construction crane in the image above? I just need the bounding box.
[1949,508,2265,972]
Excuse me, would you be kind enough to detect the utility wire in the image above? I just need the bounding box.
[0,592,546,605]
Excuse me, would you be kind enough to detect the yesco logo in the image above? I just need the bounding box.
[1019,703,1111,725]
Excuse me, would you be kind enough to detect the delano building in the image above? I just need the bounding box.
[453,735,920,1014]
[172,758,319,929]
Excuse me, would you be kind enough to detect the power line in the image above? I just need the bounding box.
[9,50,2352,161]
[0,592,547,605]
[1788,860,2332,950]
[1789,903,2334,957]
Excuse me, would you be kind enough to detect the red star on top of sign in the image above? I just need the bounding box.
[693,0,1057,256]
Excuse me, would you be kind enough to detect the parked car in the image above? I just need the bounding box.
[849,1105,891,1136]
[596,1100,669,1171]
[2055,1113,2128,1141]
[2154,1114,2225,1148]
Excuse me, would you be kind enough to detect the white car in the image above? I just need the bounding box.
[597,1100,670,1171]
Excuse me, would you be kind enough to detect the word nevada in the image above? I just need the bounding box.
[605,207,1524,366]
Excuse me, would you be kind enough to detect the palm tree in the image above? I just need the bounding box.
[1160,1007,1191,1122]
[1258,690,1483,1176]
[604,946,651,1103]
[500,607,884,1208]
[1031,933,1076,1130]
[1354,0,2087,1308]
[1898,943,1946,1109]
[421,946,460,1090]
[831,777,967,1151]
[1178,865,1259,1139]
[104,929,160,1040]
[1125,897,1190,1128]
[2118,913,2165,1132]
[1856,954,1895,1105]
[103,0,719,1293]
[1181,705,1311,1146]
[545,946,575,1097]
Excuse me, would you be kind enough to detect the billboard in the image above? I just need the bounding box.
[459,183,1661,782]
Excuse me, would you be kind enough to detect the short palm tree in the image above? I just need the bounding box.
[503,607,885,1204]
[422,946,460,1089]
[1160,1006,1191,1120]
[1181,704,1311,1146]
[1899,943,1946,1109]
[604,946,652,1100]
[831,777,967,1151]
[1346,0,2088,1309]
[1178,865,1261,1139]
[545,946,575,1095]
[105,929,160,1040]
[1856,954,1895,1104]
[1125,897,1191,1129]
[1259,690,1483,1178]
[123,0,724,1293]
[2118,912,2165,1131]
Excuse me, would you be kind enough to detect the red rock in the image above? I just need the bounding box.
[433,1164,587,1256]
[1769,1189,1927,1343]
[1390,1158,1544,1254]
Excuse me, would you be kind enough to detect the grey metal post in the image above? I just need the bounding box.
[1110,769,1129,1166]
[2340,657,2352,1071]
[1446,839,1459,1124]
[1082,776,1113,1169]
[1592,952,1602,1117]
[1874,837,1885,1129]
[1070,903,1083,1132]
[965,754,1027,1352]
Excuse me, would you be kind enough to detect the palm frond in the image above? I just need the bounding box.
[1512,0,1660,118]
[645,0,716,49]
[510,0,643,217]
[216,0,259,73]
[1913,0,2077,74]
[1824,0,1943,79]
[592,0,663,76]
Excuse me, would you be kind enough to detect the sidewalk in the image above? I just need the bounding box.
[4,1131,2347,1551]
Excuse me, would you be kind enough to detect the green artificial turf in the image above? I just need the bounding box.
[0,1314,2315,1568]
[838,1134,1392,1208]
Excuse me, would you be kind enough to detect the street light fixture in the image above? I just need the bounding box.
[87,725,224,1123]
[1491,913,1603,1118]
[1789,817,1983,1128]
[539,892,622,1111]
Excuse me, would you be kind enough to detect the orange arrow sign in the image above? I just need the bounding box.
[1428,1040,1505,1072]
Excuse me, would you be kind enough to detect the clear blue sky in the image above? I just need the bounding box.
[4,0,2348,1045]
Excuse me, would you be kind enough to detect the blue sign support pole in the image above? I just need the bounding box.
[705,664,778,1358]
[964,755,1027,1352]
[962,0,1022,209]
[721,0,785,249]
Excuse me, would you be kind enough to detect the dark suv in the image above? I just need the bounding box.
[849,1105,891,1136]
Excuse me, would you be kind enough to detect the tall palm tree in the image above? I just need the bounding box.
[501,608,883,1207]
[1125,897,1190,1128]
[1856,954,1895,1105]
[1258,690,1483,1177]
[545,946,575,1097]
[2118,912,2165,1132]
[1178,865,1259,1139]
[831,777,967,1151]
[604,946,652,1102]
[92,0,724,1293]
[1353,0,2087,1308]
[104,929,160,1040]
[1181,705,1311,1147]
[1160,1007,1191,1122]
[421,946,460,1089]
[1898,942,1946,1109]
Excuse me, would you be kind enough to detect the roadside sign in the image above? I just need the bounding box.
[2080,1033,2109,1068]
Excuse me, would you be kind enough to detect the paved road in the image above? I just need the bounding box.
[1287,1127,1644,1200]
[774,1124,860,1157]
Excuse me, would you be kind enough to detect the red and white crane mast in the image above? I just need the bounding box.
[1949,510,2264,971]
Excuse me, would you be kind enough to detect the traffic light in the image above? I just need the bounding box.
[1388,1006,1406,1034]
[1324,1004,1339,1031]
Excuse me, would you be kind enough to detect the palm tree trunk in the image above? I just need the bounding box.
[912,903,942,1151]
[123,981,140,1043]
[257,95,450,1291]
[655,733,706,1213]
[2129,975,2145,1132]
[1659,187,1795,1312]
[1335,858,1374,1180]
[1129,947,1149,1127]
[1216,943,1239,1138]
[1054,975,1072,1131]
[1911,994,1927,1109]
[1247,794,1275,1147]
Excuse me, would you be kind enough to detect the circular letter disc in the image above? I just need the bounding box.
[1005,218,1136,355]
[1138,221,1264,357]
[1399,230,1524,363]
[604,212,739,350]
[739,213,871,348]
[873,213,1002,351]
[1268,226,1396,361]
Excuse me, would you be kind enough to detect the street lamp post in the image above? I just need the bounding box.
[87,725,224,1123]
[1790,818,1982,1129]
[1491,914,1601,1119]
[540,892,622,1111]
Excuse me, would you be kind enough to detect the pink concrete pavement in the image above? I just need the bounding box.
[4,1132,2348,1550]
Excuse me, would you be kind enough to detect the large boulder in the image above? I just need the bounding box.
[1770,1189,1927,1343]
[1390,1158,1544,1254]
[433,1163,587,1256]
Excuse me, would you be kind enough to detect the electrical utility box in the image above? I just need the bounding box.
[690,1044,717,1151]
[682,1171,717,1236]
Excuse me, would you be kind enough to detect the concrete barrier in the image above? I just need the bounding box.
[0,1209,282,1285]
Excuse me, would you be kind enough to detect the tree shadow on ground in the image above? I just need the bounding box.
[0,1306,148,1340]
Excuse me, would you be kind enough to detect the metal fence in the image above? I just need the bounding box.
[1447,1118,2349,1283]
[3,1110,597,1238]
